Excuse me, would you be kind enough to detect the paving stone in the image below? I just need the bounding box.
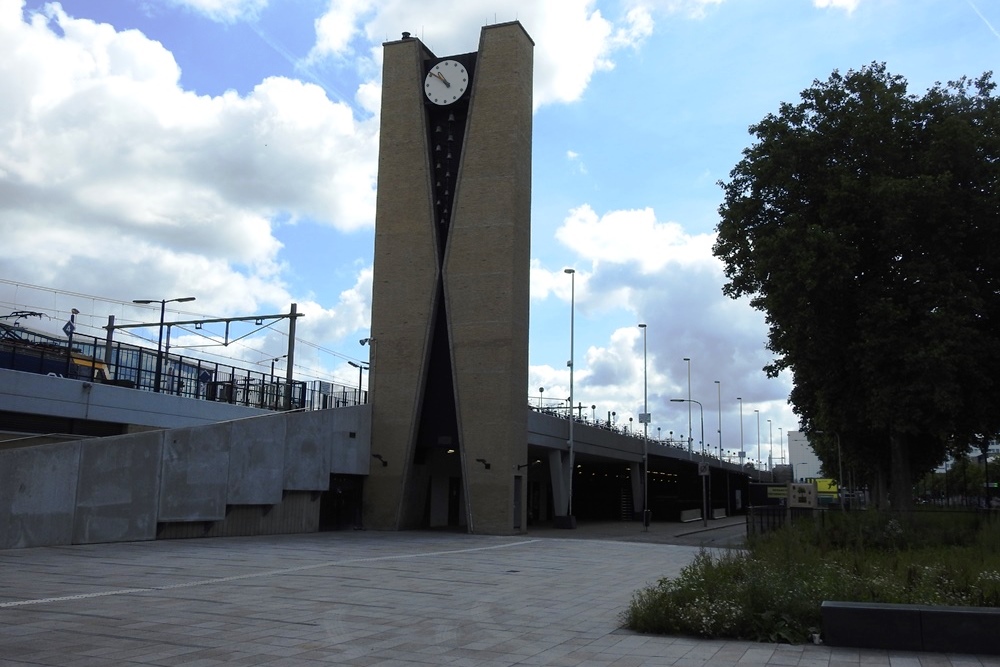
[0,525,993,666]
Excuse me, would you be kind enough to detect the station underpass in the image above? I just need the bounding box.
[525,410,751,526]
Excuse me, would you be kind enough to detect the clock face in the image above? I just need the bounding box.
[425,59,469,105]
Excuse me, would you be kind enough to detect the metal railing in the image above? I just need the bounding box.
[0,324,364,411]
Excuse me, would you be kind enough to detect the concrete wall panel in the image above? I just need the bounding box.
[159,425,230,521]
[73,432,163,544]
[228,418,285,504]
[328,405,371,475]
[284,410,333,491]
[0,442,81,548]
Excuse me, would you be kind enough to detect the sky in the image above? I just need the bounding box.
[1,0,997,469]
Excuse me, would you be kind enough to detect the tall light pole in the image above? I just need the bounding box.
[270,355,288,408]
[132,296,196,393]
[671,398,706,525]
[348,360,368,404]
[271,355,287,380]
[767,419,773,472]
[565,268,576,522]
[779,427,784,466]
[63,308,80,378]
[754,409,761,477]
[714,380,722,461]
[737,397,745,466]
[683,357,692,457]
[639,323,649,529]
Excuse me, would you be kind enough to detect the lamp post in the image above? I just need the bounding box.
[754,409,761,479]
[132,296,196,393]
[63,308,80,378]
[269,355,287,409]
[639,323,649,529]
[683,357,692,457]
[714,380,722,461]
[767,419,773,473]
[538,387,544,409]
[348,361,369,404]
[737,397,745,466]
[671,398,706,525]
[565,268,576,523]
[779,427,784,466]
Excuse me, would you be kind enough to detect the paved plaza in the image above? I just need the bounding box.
[1,521,997,666]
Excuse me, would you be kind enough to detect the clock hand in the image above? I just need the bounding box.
[432,71,451,87]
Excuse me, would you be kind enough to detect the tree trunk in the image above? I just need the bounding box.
[889,431,914,511]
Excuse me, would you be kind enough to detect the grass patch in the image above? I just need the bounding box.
[623,509,1000,643]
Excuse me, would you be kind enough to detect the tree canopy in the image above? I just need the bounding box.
[714,63,1000,508]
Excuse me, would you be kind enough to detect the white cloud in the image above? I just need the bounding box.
[307,0,653,109]
[0,2,378,318]
[812,0,860,13]
[555,204,717,273]
[566,150,588,174]
[529,201,793,452]
[167,0,268,23]
[637,0,725,20]
[310,0,375,60]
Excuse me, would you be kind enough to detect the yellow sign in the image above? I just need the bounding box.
[815,478,838,494]
[766,486,787,498]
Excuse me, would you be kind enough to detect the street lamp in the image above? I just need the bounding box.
[348,360,369,404]
[271,355,287,380]
[714,380,722,461]
[767,419,772,472]
[672,398,706,526]
[737,397,745,465]
[683,357,692,457]
[269,355,288,409]
[132,296,196,392]
[63,308,80,378]
[754,409,761,479]
[639,323,649,529]
[565,268,576,522]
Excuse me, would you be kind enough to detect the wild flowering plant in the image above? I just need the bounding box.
[624,511,1000,643]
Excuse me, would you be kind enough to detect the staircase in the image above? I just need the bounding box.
[620,488,634,521]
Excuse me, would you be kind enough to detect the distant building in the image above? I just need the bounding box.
[787,430,824,482]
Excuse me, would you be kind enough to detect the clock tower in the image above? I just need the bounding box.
[364,23,534,534]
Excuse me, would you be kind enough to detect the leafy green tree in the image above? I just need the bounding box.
[714,64,1000,510]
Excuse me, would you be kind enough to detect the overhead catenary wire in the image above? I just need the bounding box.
[0,279,365,386]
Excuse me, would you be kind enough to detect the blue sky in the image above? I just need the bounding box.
[1,0,997,467]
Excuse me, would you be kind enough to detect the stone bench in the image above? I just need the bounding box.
[821,600,1000,654]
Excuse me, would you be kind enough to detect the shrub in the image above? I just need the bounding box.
[623,510,1000,643]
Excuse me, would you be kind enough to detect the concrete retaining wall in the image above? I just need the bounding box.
[0,368,271,431]
[0,405,371,549]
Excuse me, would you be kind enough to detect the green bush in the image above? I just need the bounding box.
[623,510,1000,643]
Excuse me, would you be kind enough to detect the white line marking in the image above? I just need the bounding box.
[0,539,541,609]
